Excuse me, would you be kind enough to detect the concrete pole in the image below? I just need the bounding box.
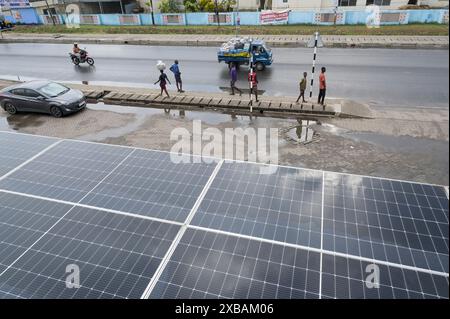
[309,31,319,107]
[249,53,254,111]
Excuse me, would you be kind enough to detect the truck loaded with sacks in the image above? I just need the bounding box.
[217,37,273,71]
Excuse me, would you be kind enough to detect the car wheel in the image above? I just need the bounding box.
[255,62,265,71]
[4,102,17,115]
[50,106,63,118]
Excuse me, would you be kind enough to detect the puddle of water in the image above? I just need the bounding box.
[285,120,316,143]
[0,113,46,131]
[347,132,449,156]
[320,123,449,168]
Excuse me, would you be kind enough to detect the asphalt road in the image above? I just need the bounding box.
[0,43,448,108]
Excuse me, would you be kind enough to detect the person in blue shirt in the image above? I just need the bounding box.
[169,60,184,93]
[229,63,242,96]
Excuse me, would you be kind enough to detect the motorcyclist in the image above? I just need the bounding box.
[72,43,86,60]
[73,43,81,55]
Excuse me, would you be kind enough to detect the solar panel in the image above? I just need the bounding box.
[149,228,321,299]
[0,205,180,299]
[191,162,323,247]
[0,192,72,274]
[0,132,448,300]
[323,172,449,274]
[0,132,57,178]
[80,149,218,222]
[321,253,449,299]
[0,140,133,202]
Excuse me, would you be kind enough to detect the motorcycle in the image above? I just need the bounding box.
[69,49,95,66]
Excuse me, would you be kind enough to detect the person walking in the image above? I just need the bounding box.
[229,63,242,96]
[154,69,171,98]
[169,60,184,93]
[296,72,307,103]
[248,68,259,102]
[318,67,327,107]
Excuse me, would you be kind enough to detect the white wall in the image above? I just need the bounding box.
[271,0,413,10]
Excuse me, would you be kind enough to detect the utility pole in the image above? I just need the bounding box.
[235,0,240,37]
[333,0,338,26]
[44,0,56,26]
[248,53,254,111]
[307,31,323,106]
[149,0,155,26]
[214,0,220,27]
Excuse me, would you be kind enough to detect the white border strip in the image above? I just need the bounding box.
[319,171,325,299]
[0,130,448,188]
[187,225,449,278]
[0,139,62,182]
[0,189,183,227]
[140,159,224,299]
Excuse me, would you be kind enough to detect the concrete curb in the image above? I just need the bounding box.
[1,33,448,49]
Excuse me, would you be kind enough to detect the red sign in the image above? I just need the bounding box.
[260,10,290,25]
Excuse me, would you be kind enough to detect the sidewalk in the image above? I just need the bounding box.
[0,80,373,119]
[1,32,448,49]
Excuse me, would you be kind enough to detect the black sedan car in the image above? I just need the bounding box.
[0,81,86,118]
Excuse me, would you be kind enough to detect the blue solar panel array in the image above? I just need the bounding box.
[0,131,448,299]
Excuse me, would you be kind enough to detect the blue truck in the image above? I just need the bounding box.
[217,38,273,71]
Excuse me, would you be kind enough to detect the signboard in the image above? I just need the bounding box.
[260,10,290,25]
[0,0,30,9]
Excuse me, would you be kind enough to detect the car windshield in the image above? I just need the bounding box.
[37,83,69,97]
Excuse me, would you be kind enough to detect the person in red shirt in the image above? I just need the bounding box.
[248,68,259,102]
[318,66,327,106]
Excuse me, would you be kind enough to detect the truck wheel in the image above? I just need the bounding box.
[255,62,265,71]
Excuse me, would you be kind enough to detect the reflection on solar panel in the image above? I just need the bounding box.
[81,149,217,222]
[0,133,57,177]
[0,131,448,299]
[321,253,449,299]
[192,162,323,247]
[323,172,449,274]
[150,228,321,299]
[0,202,180,299]
[0,192,71,274]
[0,140,133,202]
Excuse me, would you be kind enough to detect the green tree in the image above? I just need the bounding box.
[158,0,181,13]
[183,0,200,12]
[220,0,236,12]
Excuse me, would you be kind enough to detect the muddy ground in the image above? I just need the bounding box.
[0,103,448,186]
